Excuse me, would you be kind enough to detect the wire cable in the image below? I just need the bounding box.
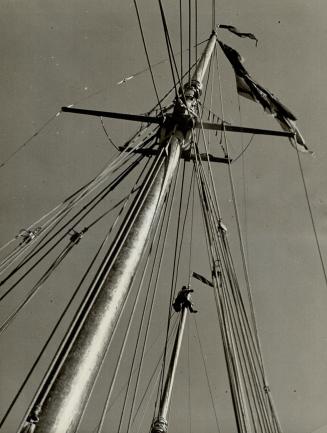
[0,110,61,169]
[100,117,119,151]
[133,0,163,113]
[2,227,112,431]
[193,316,222,433]
[295,147,327,287]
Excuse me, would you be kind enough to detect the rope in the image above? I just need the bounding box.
[117,39,207,88]
[295,147,327,287]
[0,130,154,275]
[188,167,195,286]
[5,227,113,431]
[95,194,169,433]
[232,135,255,163]
[73,146,171,432]
[126,163,181,432]
[237,94,249,265]
[187,318,192,433]
[0,126,157,280]
[171,159,186,296]
[215,41,261,356]
[188,0,192,83]
[195,0,198,68]
[133,0,163,112]
[156,158,181,403]
[90,316,179,433]
[4,153,162,431]
[100,117,119,151]
[193,316,222,433]
[158,0,181,93]
[0,156,144,300]
[193,142,279,433]
[179,0,183,81]
[117,192,173,433]
[0,240,77,336]
[133,316,179,433]
[193,161,247,433]
[0,110,61,169]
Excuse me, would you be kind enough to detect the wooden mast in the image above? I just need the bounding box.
[22,31,217,433]
[150,301,188,433]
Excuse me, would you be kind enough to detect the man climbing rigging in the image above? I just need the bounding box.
[172,286,198,313]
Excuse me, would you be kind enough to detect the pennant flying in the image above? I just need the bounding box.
[218,24,258,45]
[218,40,312,153]
[192,271,214,288]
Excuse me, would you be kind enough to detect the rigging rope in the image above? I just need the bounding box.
[173,166,196,294]
[179,0,183,82]
[192,159,245,433]
[133,0,163,113]
[6,152,155,432]
[132,316,179,433]
[188,167,195,286]
[0,128,155,274]
[195,0,198,68]
[0,110,61,170]
[295,147,327,287]
[188,0,192,83]
[0,156,144,300]
[100,117,120,151]
[43,146,169,433]
[237,94,250,265]
[193,316,222,433]
[171,160,187,295]
[116,200,171,433]
[96,150,180,433]
[0,237,79,336]
[187,318,192,433]
[156,157,181,406]
[214,41,262,357]
[232,135,255,164]
[2,225,113,431]
[126,164,183,433]
[0,125,158,284]
[158,0,183,95]
[122,195,173,432]
[192,132,281,433]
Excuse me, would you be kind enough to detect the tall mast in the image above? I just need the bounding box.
[151,304,188,433]
[24,31,217,433]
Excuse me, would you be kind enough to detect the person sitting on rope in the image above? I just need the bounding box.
[172,286,198,313]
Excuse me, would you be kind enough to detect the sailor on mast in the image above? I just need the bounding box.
[172,286,198,313]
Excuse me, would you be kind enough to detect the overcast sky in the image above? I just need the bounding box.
[0,1,327,433]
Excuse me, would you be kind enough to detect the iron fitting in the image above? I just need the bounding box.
[151,416,168,433]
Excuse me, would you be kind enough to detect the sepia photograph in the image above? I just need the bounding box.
[0,1,326,433]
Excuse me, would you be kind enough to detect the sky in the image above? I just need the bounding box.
[0,1,327,433]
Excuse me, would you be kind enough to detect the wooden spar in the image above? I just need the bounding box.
[60,108,293,138]
[151,306,188,433]
[61,106,162,124]
[197,121,294,137]
[22,31,218,433]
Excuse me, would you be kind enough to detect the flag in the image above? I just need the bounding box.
[218,41,312,153]
[219,24,258,45]
[192,271,214,287]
